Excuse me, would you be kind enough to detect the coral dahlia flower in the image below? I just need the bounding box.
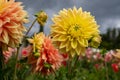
[50,7,101,57]
[0,0,28,49]
[35,37,63,75]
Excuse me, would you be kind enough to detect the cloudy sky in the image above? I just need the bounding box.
[17,0,120,35]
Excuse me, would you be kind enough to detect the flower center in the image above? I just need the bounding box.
[67,24,81,38]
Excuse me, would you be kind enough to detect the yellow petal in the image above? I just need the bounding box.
[2,30,9,44]
[70,49,76,57]
[58,35,67,41]
[59,41,66,49]
[66,41,71,52]
[78,38,88,47]
[28,39,33,43]
[75,45,81,55]
[71,39,77,49]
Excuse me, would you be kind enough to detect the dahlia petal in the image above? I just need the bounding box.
[58,35,67,41]
[0,20,3,27]
[78,38,87,47]
[51,28,66,34]
[2,30,9,44]
[70,49,75,57]
[71,39,77,49]
[66,41,72,52]
[0,28,3,34]
[28,39,33,43]
[75,46,81,55]
[59,41,66,49]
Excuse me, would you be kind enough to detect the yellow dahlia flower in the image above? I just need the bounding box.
[50,7,101,57]
[0,0,28,49]
[28,32,44,52]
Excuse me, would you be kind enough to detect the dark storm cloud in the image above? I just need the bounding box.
[16,0,120,34]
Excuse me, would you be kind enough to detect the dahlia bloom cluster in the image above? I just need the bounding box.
[0,0,28,50]
[84,48,113,62]
[21,33,63,75]
[50,7,101,57]
[83,48,120,72]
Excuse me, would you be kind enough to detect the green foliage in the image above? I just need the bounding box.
[2,54,120,80]
[100,28,120,50]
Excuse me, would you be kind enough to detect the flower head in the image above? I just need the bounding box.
[90,34,101,48]
[28,32,44,52]
[111,63,119,73]
[21,45,32,58]
[112,49,120,59]
[24,33,63,75]
[85,48,93,59]
[50,7,101,57]
[35,11,48,26]
[3,47,17,63]
[104,52,113,62]
[35,37,63,75]
[0,0,28,49]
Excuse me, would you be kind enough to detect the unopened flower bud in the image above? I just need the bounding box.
[34,52,40,57]
[90,35,101,48]
[35,11,48,26]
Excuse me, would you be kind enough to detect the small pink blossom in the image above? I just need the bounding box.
[3,47,17,63]
[104,52,113,62]
[21,45,32,57]
[85,48,93,59]
[93,52,102,60]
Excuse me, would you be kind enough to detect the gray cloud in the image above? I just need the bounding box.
[17,0,120,35]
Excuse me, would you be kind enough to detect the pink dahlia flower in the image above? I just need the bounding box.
[3,47,17,63]
[85,48,93,59]
[0,0,28,49]
[21,45,32,58]
[104,52,113,62]
[35,37,63,75]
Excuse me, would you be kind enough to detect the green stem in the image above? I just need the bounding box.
[0,47,4,80]
[105,62,109,80]
[13,18,38,80]
[39,25,44,32]
[13,47,20,80]
[67,56,72,80]
[70,55,79,80]
[73,56,79,69]
[25,18,37,36]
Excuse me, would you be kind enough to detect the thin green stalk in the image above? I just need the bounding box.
[25,18,37,36]
[13,18,37,80]
[0,47,4,80]
[105,62,109,80]
[73,55,79,69]
[39,25,44,32]
[70,55,79,80]
[67,55,72,80]
[13,47,20,80]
